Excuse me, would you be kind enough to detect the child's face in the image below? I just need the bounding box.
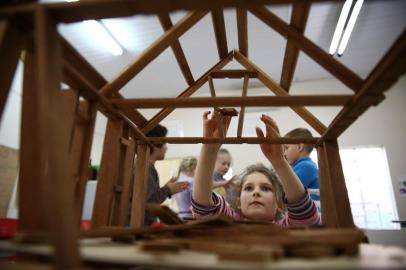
[239,172,277,221]
[214,153,231,176]
[154,143,168,161]
[283,144,301,165]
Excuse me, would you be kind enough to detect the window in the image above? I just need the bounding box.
[311,146,399,229]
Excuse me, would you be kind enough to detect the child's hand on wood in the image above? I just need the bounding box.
[255,114,285,165]
[202,110,232,139]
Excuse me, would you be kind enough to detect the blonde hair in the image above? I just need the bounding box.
[177,156,197,177]
[237,164,286,219]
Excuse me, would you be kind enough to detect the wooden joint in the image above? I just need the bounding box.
[120,137,132,146]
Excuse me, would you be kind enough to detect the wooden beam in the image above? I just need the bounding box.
[317,141,354,228]
[210,69,257,78]
[208,76,218,111]
[112,95,351,109]
[237,75,249,137]
[130,144,150,228]
[141,51,233,134]
[138,137,319,144]
[249,6,363,92]
[236,8,248,56]
[317,30,406,144]
[234,49,327,134]
[211,8,228,59]
[60,36,147,127]
[35,6,80,267]
[0,21,24,120]
[100,10,207,97]
[280,2,311,92]
[158,13,194,85]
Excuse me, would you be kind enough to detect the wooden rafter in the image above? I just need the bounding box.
[237,75,249,137]
[139,137,319,144]
[100,10,207,97]
[112,95,352,109]
[236,8,248,56]
[158,13,194,85]
[280,2,311,92]
[318,30,406,144]
[249,5,363,93]
[141,51,234,134]
[210,69,257,78]
[211,8,228,59]
[234,49,327,134]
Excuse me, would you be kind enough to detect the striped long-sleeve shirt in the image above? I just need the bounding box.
[191,191,321,226]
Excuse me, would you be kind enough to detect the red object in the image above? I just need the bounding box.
[0,218,18,239]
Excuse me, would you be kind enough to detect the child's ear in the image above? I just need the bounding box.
[297,143,305,153]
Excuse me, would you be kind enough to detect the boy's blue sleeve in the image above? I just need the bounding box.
[293,163,319,188]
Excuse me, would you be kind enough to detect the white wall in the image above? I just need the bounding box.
[1,63,405,235]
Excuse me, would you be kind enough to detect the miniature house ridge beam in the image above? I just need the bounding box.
[140,137,319,145]
[234,49,327,134]
[280,2,311,92]
[60,36,148,127]
[111,95,352,108]
[158,13,194,86]
[100,10,207,97]
[141,51,234,134]
[318,30,406,144]
[211,8,228,59]
[0,21,24,121]
[237,75,250,137]
[210,69,258,78]
[62,60,152,145]
[237,8,248,56]
[249,6,364,93]
[35,6,81,267]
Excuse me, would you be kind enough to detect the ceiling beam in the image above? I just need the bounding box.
[249,5,363,93]
[99,10,207,97]
[236,8,248,57]
[210,69,258,78]
[141,51,234,134]
[211,8,228,59]
[280,2,311,92]
[234,49,327,135]
[112,95,352,109]
[158,13,194,86]
[317,30,406,144]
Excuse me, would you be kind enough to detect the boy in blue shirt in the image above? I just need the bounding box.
[284,128,320,201]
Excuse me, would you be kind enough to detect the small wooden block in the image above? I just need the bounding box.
[217,107,238,116]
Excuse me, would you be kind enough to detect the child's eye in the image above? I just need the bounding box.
[261,186,272,192]
[243,186,253,191]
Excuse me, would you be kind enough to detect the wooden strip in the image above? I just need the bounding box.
[139,137,319,144]
[60,36,147,127]
[249,6,363,92]
[158,13,194,85]
[0,21,24,120]
[35,6,81,267]
[208,76,219,111]
[130,144,150,228]
[112,95,352,108]
[318,30,406,144]
[92,119,124,228]
[317,141,354,228]
[211,8,228,59]
[234,49,327,134]
[236,8,248,56]
[100,10,207,97]
[141,51,233,134]
[237,75,249,137]
[210,69,257,78]
[280,2,311,92]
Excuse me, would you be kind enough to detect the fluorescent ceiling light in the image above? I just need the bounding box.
[83,20,124,56]
[338,0,364,56]
[329,0,353,55]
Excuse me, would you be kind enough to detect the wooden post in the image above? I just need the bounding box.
[130,144,150,228]
[92,118,124,228]
[317,141,354,228]
[34,6,81,267]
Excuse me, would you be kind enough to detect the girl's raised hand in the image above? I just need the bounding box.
[255,114,284,165]
[202,110,232,139]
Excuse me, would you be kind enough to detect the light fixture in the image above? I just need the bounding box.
[329,0,363,56]
[82,20,125,56]
[329,0,353,55]
[337,0,364,56]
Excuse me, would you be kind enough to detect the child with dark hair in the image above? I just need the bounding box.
[284,128,320,201]
[191,111,320,226]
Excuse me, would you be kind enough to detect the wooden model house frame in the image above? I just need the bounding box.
[0,0,405,267]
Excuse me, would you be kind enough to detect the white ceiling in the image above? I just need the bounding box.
[56,0,406,98]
